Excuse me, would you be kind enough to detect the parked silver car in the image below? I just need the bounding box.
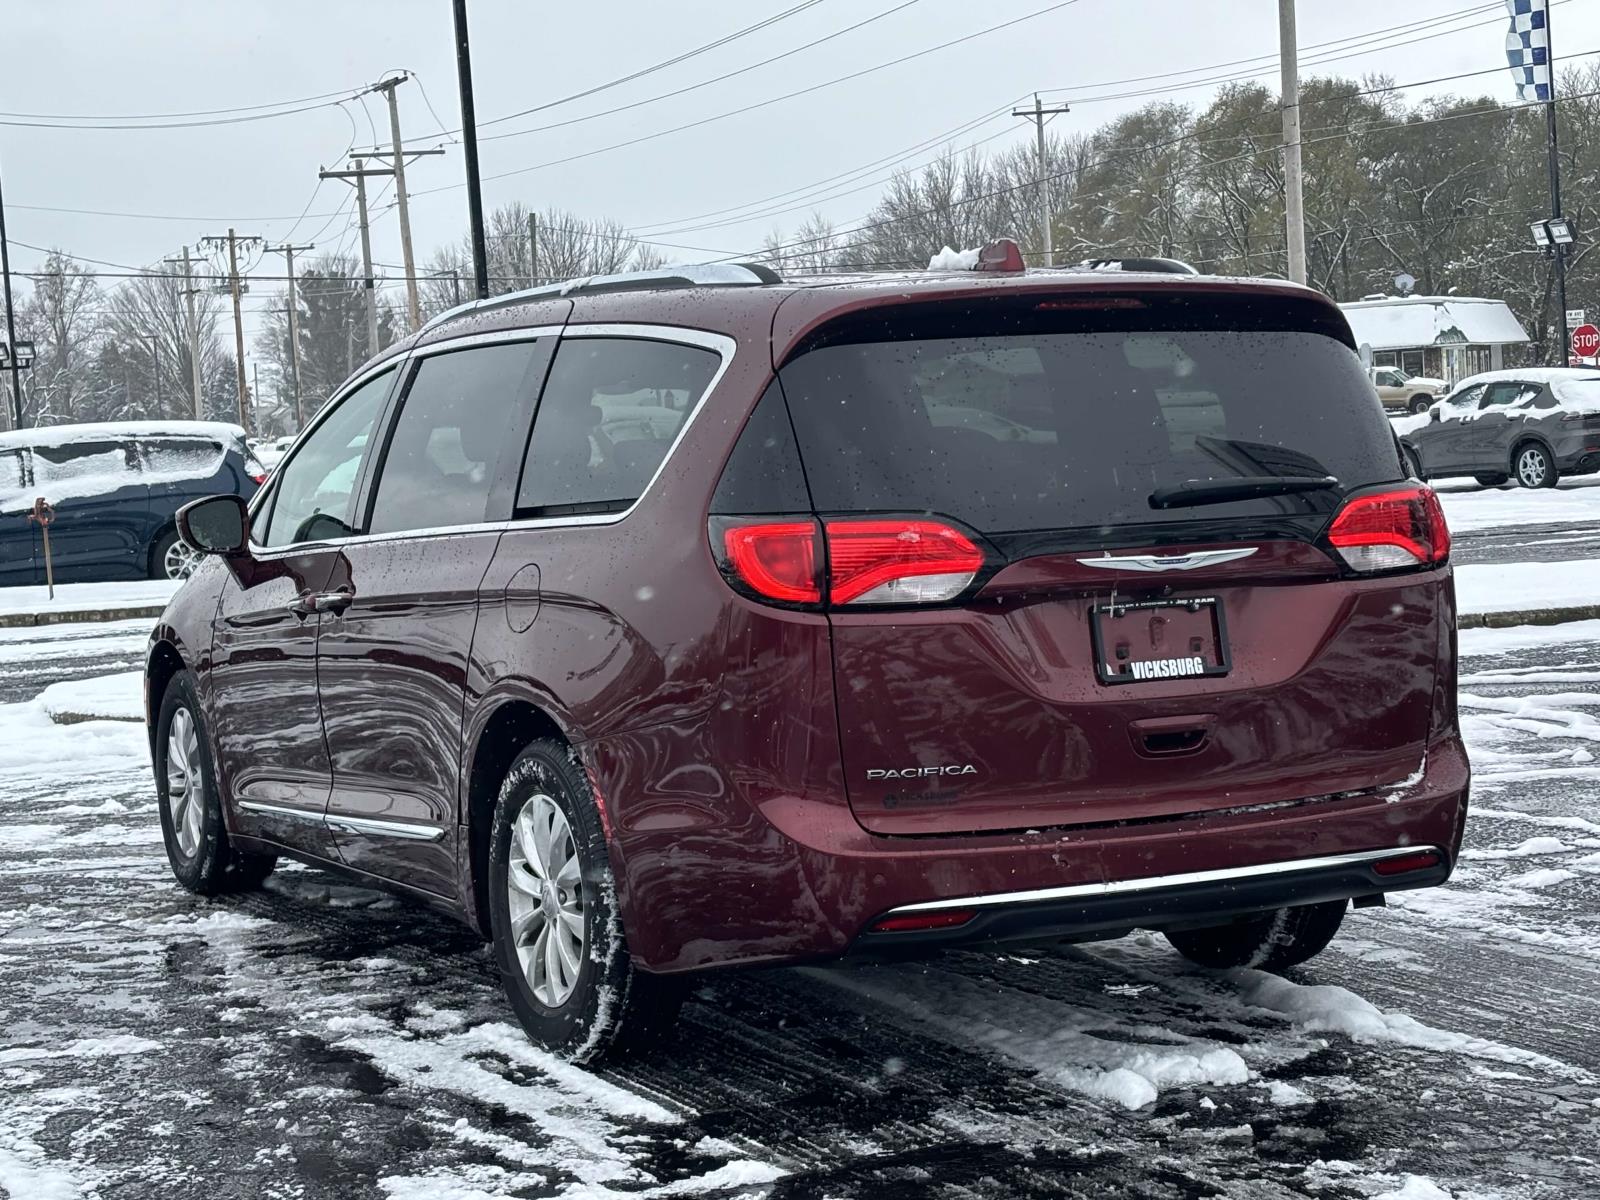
[1399,368,1600,488]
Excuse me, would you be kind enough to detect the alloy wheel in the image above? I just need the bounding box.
[165,708,206,859]
[1517,446,1549,488]
[505,793,586,1007]
[164,539,201,580]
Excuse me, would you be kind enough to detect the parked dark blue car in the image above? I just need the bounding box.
[0,421,264,585]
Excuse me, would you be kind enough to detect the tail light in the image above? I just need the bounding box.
[826,519,983,604]
[250,471,268,484]
[720,520,821,604]
[713,516,985,607]
[1327,485,1449,573]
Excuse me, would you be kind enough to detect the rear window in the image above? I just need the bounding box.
[777,319,1399,538]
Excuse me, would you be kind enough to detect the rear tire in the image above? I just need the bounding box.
[488,739,684,1063]
[1402,445,1426,481]
[1474,473,1510,487]
[155,671,277,896]
[1164,901,1346,971]
[1514,442,1557,489]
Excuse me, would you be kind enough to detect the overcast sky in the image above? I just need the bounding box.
[5,0,1599,347]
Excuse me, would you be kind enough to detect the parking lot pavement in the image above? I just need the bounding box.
[2,626,1598,1199]
[1438,476,1600,566]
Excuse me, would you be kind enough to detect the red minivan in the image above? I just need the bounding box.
[147,255,1468,1061]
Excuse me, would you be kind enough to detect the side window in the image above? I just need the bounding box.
[517,337,720,516]
[1445,384,1484,415]
[366,341,549,536]
[137,438,225,479]
[260,368,394,547]
[1480,382,1521,409]
[29,440,138,498]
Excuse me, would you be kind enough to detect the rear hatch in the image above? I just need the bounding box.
[748,286,1452,838]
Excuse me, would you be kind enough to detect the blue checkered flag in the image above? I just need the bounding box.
[1506,0,1551,102]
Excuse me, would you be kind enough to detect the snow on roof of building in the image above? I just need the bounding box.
[1339,295,1529,351]
[0,419,246,452]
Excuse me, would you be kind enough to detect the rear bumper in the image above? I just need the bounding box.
[594,726,1470,973]
[849,845,1448,957]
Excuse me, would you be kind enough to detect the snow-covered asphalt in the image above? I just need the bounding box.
[2,620,1599,1199]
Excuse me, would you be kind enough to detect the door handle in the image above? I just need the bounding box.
[289,587,355,616]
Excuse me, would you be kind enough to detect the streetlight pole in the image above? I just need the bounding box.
[0,152,24,429]
[1544,0,1569,365]
[452,0,490,299]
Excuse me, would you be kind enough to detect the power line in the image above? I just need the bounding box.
[0,85,372,123]
[463,1,924,147]
[0,92,369,132]
[433,0,832,140]
[410,0,1086,197]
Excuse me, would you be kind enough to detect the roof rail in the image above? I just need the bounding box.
[1075,257,1200,276]
[419,261,782,333]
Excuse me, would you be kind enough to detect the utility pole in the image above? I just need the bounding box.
[364,76,445,332]
[0,152,23,429]
[169,247,205,419]
[266,242,314,429]
[320,159,390,354]
[1545,0,1570,365]
[1012,94,1070,267]
[528,210,539,286]
[1279,0,1307,285]
[453,0,490,299]
[201,228,261,431]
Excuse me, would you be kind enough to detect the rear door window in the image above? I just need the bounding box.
[778,318,1399,541]
[517,337,719,517]
[366,341,551,536]
[28,440,139,502]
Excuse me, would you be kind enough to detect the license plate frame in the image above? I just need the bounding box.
[1090,595,1232,686]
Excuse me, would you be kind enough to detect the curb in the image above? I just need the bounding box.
[0,605,166,630]
[1458,604,1600,630]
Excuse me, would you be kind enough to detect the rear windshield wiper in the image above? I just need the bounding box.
[1148,475,1339,510]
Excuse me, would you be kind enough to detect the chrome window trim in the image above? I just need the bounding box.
[238,799,444,842]
[244,322,739,555]
[881,846,1444,916]
[408,324,565,358]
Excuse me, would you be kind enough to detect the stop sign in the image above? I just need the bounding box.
[1573,323,1600,359]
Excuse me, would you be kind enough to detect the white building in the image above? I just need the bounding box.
[1339,295,1530,386]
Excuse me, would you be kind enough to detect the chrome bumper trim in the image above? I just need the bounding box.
[884,846,1443,916]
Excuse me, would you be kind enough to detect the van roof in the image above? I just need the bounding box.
[0,419,246,452]
[392,267,1339,369]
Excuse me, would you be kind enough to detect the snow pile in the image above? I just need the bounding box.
[1232,970,1583,1077]
[1454,559,1600,615]
[819,964,1249,1110]
[1431,474,1600,534]
[1550,376,1600,412]
[0,579,177,618]
[1372,1177,1454,1200]
[38,670,144,724]
[927,245,980,271]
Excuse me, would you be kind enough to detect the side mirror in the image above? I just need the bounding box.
[176,494,249,557]
[1429,407,1441,423]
